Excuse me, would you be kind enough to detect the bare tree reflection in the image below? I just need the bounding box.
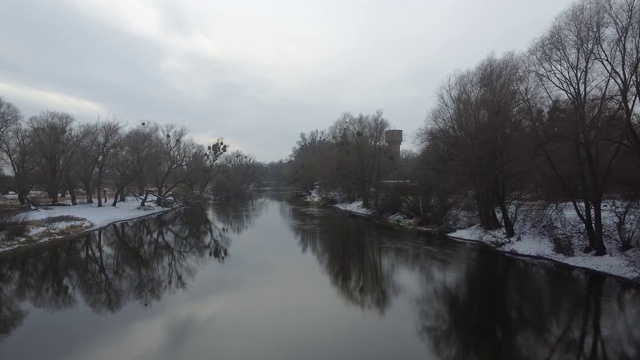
[415,252,640,360]
[0,269,26,340]
[0,204,230,332]
[12,244,79,311]
[287,200,640,359]
[289,206,399,314]
[211,199,266,234]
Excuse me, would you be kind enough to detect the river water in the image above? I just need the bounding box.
[1,194,639,359]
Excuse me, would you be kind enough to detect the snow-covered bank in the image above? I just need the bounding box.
[1,199,172,253]
[446,201,640,281]
[449,225,640,281]
[323,195,640,282]
[334,201,372,217]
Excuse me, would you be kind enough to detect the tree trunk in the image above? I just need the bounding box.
[140,190,149,206]
[50,192,59,205]
[592,202,606,256]
[156,186,163,206]
[112,189,121,207]
[17,187,30,206]
[24,196,35,209]
[82,179,94,203]
[68,188,78,205]
[499,201,515,238]
[362,193,370,208]
[476,190,499,229]
[582,198,596,253]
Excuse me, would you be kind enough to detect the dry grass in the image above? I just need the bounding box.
[0,210,30,242]
[42,215,87,224]
[1,207,91,247]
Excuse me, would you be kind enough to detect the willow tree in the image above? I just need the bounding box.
[529,0,625,255]
[421,54,531,238]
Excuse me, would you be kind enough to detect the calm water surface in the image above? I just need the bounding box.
[1,194,639,359]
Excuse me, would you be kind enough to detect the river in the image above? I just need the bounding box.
[1,194,639,359]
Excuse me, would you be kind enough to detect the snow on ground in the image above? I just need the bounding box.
[334,201,372,216]
[448,201,640,281]
[1,197,171,253]
[306,189,323,203]
[331,197,640,282]
[25,198,167,228]
[449,226,639,281]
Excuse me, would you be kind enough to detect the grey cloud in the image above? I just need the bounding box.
[0,0,575,161]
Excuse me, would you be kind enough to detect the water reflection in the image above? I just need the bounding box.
[287,203,640,359]
[0,204,230,338]
[1,197,640,360]
[416,253,640,360]
[211,198,268,234]
[287,205,400,314]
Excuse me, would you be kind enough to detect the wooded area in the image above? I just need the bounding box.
[286,0,640,256]
[0,102,266,209]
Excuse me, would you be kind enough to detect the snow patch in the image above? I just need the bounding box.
[1,198,172,253]
[448,207,640,282]
[334,201,372,216]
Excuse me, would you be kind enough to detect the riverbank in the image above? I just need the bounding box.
[0,198,172,254]
[448,225,640,282]
[326,198,640,282]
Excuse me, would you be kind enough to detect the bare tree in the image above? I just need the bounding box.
[421,54,531,237]
[76,123,100,203]
[28,111,80,205]
[330,110,390,207]
[92,117,123,207]
[111,124,156,206]
[0,97,21,143]
[289,129,334,194]
[595,0,640,159]
[0,97,24,199]
[213,151,260,197]
[149,124,191,204]
[183,139,227,197]
[0,123,38,205]
[529,1,623,254]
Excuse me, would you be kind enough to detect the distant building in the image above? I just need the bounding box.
[385,130,402,158]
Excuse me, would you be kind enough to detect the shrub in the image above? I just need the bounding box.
[551,234,575,256]
[0,211,30,241]
[533,203,578,257]
[375,191,403,216]
[42,215,86,224]
[609,200,640,251]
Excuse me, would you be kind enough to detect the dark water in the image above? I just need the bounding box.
[1,195,639,360]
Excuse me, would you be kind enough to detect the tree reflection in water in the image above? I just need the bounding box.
[415,253,640,360]
[287,202,640,360]
[212,198,267,234]
[2,198,640,359]
[0,204,230,338]
[288,205,399,314]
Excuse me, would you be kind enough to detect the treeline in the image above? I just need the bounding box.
[287,0,640,256]
[0,100,260,207]
[287,110,399,208]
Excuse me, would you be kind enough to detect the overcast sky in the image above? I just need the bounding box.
[0,0,574,162]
